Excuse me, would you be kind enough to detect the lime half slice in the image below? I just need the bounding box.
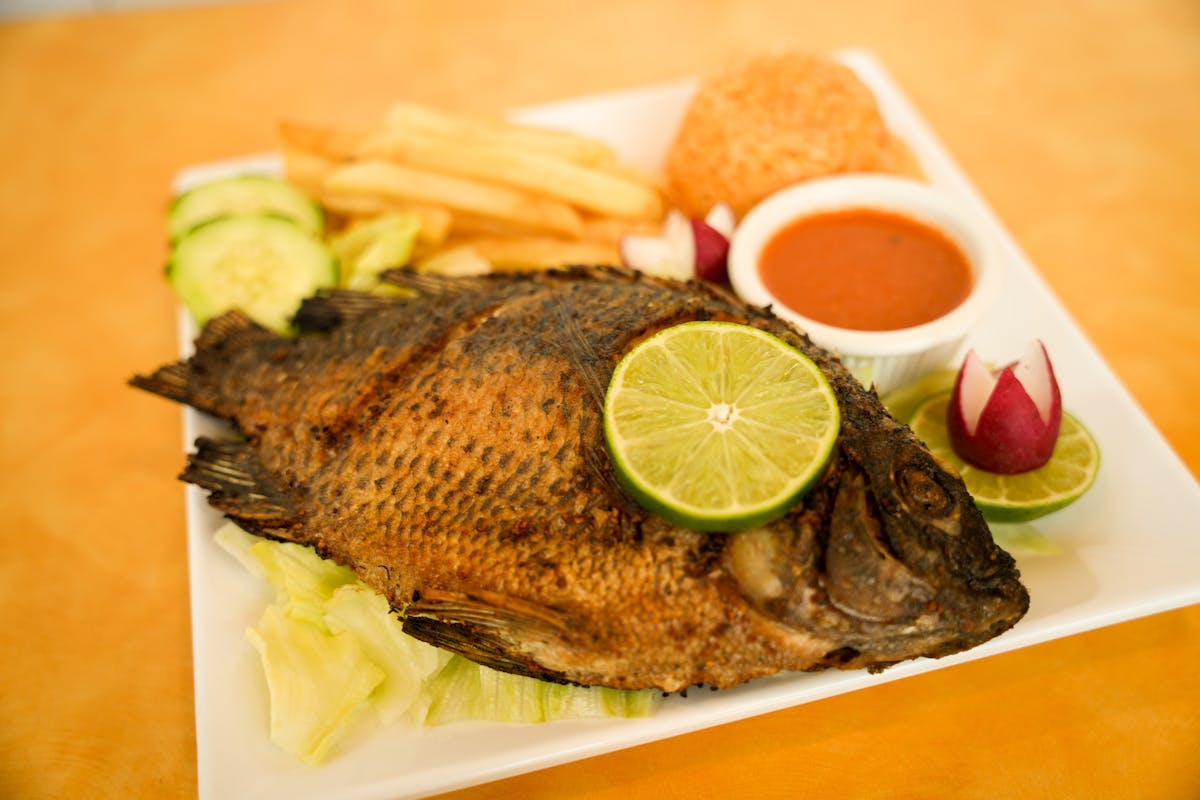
[603,321,840,532]
[880,367,958,424]
[910,393,1100,522]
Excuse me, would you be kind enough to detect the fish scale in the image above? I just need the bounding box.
[132,265,1029,692]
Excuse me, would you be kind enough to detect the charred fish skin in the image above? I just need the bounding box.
[131,266,1029,692]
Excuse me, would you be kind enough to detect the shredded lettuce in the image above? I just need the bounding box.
[329,213,420,291]
[246,605,384,765]
[214,522,659,763]
[424,655,657,726]
[324,584,450,725]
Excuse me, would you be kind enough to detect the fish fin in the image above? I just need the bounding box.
[402,588,573,684]
[129,311,277,412]
[194,309,277,352]
[378,267,495,297]
[128,361,191,404]
[181,436,301,534]
[377,264,621,298]
[292,289,414,333]
[823,467,934,622]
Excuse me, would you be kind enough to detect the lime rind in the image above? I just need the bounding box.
[604,321,840,532]
[910,393,1100,522]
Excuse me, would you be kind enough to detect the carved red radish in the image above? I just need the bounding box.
[620,204,735,283]
[946,340,1062,473]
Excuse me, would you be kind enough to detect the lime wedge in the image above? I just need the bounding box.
[880,367,958,423]
[603,321,840,532]
[909,393,1100,522]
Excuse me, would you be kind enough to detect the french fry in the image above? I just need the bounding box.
[356,128,663,220]
[312,191,384,217]
[282,147,336,195]
[448,209,579,240]
[318,192,454,245]
[278,99,668,278]
[414,244,494,276]
[384,101,616,166]
[323,160,585,239]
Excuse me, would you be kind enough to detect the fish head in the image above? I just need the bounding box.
[725,415,1030,669]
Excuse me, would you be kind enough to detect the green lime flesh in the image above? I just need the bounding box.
[603,321,840,532]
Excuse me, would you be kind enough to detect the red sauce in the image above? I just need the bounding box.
[757,208,973,331]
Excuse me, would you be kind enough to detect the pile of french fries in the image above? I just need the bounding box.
[280,102,666,275]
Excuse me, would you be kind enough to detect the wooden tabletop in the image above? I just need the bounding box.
[2,1,1198,798]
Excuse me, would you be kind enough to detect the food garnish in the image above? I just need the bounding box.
[885,342,1098,522]
[618,203,734,282]
[947,340,1062,473]
[168,173,325,242]
[168,212,337,334]
[603,321,840,532]
[911,393,1099,522]
[329,213,420,291]
[880,367,958,423]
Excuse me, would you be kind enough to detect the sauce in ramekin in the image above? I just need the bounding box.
[757,208,972,331]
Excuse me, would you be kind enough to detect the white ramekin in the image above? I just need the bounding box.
[727,174,1002,394]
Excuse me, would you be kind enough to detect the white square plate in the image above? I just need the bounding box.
[176,50,1200,800]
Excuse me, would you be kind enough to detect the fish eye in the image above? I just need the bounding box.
[896,463,953,517]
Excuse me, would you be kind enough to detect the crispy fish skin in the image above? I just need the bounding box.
[132,266,1028,692]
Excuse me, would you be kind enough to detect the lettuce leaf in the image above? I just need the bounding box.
[324,584,451,725]
[423,655,657,726]
[329,213,420,291]
[246,605,384,765]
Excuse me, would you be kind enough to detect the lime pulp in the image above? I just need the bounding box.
[602,321,840,532]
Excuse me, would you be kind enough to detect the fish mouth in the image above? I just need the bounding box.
[724,462,1029,668]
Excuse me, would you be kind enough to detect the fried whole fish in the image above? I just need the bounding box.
[132,266,1028,692]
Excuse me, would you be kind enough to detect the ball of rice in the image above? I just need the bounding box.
[664,51,919,219]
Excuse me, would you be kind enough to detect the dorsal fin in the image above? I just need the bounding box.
[181,436,301,538]
[379,267,496,297]
[292,288,417,333]
[194,309,276,352]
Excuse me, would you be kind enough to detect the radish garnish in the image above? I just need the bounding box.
[946,340,1063,474]
[620,204,735,283]
[692,203,735,283]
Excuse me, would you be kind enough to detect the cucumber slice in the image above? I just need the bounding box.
[169,175,324,242]
[168,215,338,333]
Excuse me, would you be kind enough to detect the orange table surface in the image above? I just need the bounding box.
[2,1,1198,798]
